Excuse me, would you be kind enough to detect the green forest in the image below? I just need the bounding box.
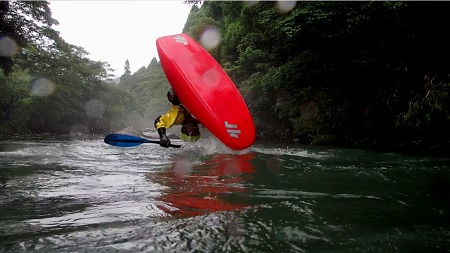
[1,1,449,155]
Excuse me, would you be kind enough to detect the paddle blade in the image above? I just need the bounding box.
[104,134,155,147]
[104,133,182,148]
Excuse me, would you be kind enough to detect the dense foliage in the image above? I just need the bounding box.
[180,1,450,154]
[1,1,449,154]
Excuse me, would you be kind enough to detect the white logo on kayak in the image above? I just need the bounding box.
[225,121,241,139]
[174,35,187,45]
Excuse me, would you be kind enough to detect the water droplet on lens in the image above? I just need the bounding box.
[200,27,221,50]
[85,100,104,118]
[0,35,18,57]
[31,78,55,97]
[277,0,296,13]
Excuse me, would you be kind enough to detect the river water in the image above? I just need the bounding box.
[0,136,449,252]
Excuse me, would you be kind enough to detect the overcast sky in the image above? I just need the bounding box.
[49,1,193,77]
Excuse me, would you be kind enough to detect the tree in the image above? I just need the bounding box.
[184,0,202,6]
[147,57,159,71]
[0,1,132,135]
[0,67,31,121]
[182,1,450,152]
[124,59,131,75]
[0,1,57,75]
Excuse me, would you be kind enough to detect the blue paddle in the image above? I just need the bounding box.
[104,133,182,148]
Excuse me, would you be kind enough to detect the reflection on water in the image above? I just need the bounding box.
[0,138,449,252]
[149,153,255,217]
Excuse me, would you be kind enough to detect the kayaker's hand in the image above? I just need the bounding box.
[157,128,170,148]
[160,134,170,148]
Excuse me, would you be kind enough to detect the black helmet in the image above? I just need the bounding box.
[167,87,181,105]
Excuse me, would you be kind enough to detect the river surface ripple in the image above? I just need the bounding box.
[0,137,449,252]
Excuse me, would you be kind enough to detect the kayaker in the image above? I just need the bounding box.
[154,87,200,148]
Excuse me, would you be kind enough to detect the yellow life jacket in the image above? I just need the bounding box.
[155,105,200,142]
[155,105,185,129]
